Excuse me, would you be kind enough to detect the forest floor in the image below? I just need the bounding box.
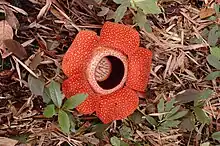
[0,0,219,146]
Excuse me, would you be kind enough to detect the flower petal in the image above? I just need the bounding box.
[62,30,99,77]
[96,87,139,124]
[99,22,139,56]
[62,74,98,114]
[126,48,152,91]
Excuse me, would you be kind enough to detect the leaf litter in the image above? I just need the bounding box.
[0,0,219,146]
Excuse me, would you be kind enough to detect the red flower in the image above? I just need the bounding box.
[62,22,152,124]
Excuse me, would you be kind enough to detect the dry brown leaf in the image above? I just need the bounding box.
[199,8,215,19]
[37,0,52,19]
[0,137,18,146]
[0,20,13,46]
[3,39,27,60]
[30,52,42,70]
[3,5,20,29]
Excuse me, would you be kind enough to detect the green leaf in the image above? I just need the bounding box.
[42,87,52,104]
[157,98,164,120]
[128,110,144,124]
[194,107,210,124]
[197,89,213,101]
[210,46,220,59]
[110,136,121,146]
[212,131,220,141]
[62,93,88,110]
[113,0,129,4]
[161,120,181,128]
[208,25,219,46]
[119,126,132,139]
[166,105,181,118]
[43,104,56,118]
[165,98,176,112]
[205,71,220,80]
[58,110,70,134]
[48,81,63,108]
[207,54,220,69]
[144,115,158,126]
[133,10,152,32]
[133,0,161,14]
[167,110,188,121]
[214,3,220,13]
[28,74,45,96]
[114,4,129,22]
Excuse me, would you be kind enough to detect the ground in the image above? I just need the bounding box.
[0,0,219,146]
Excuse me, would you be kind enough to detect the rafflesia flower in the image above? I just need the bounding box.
[62,22,152,124]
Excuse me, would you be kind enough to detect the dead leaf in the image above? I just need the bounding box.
[30,52,42,70]
[175,89,200,104]
[4,5,20,29]
[0,137,18,146]
[0,69,13,78]
[28,74,45,96]
[3,39,28,60]
[0,20,13,46]
[199,8,215,19]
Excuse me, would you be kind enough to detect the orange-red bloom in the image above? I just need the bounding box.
[62,22,152,124]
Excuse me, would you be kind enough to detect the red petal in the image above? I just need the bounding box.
[62,74,98,114]
[99,22,139,56]
[96,87,139,124]
[62,30,99,77]
[126,48,152,91]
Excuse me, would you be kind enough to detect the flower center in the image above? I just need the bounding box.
[87,47,128,95]
[95,57,112,82]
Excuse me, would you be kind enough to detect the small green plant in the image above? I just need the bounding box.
[144,89,213,132]
[113,0,162,32]
[27,76,88,134]
[42,80,88,134]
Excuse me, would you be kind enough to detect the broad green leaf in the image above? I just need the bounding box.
[110,136,121,146]
[214,3,220,13]
[114,4,129,22]
[119,126,132,139]
[166,105,181,118]
[128,110,144,124]
[161,120,181,128]
[208,25,219,46]
[207,54,220,69]
[48,81,63,108]
[43,104,56,118]
[133,10,152,32]
[62,93,88,110]
[58,110,70,134]
[42,87,52,104]
[91,123,110,139]
[157,126,170,132]
[212,131,220,141]
[175,89,200,104]
[134,0,161,14]
[144,115,158,126]
[28,74,45,96]
[157,98,164,120]
[113,0,129,4]
[167,110,188,121]
[197,89,213,101]
[194,89,213,106]
[205,71,220,80]
[210,46,220,59]
[194,107,210,124]
[165,98,176,112]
